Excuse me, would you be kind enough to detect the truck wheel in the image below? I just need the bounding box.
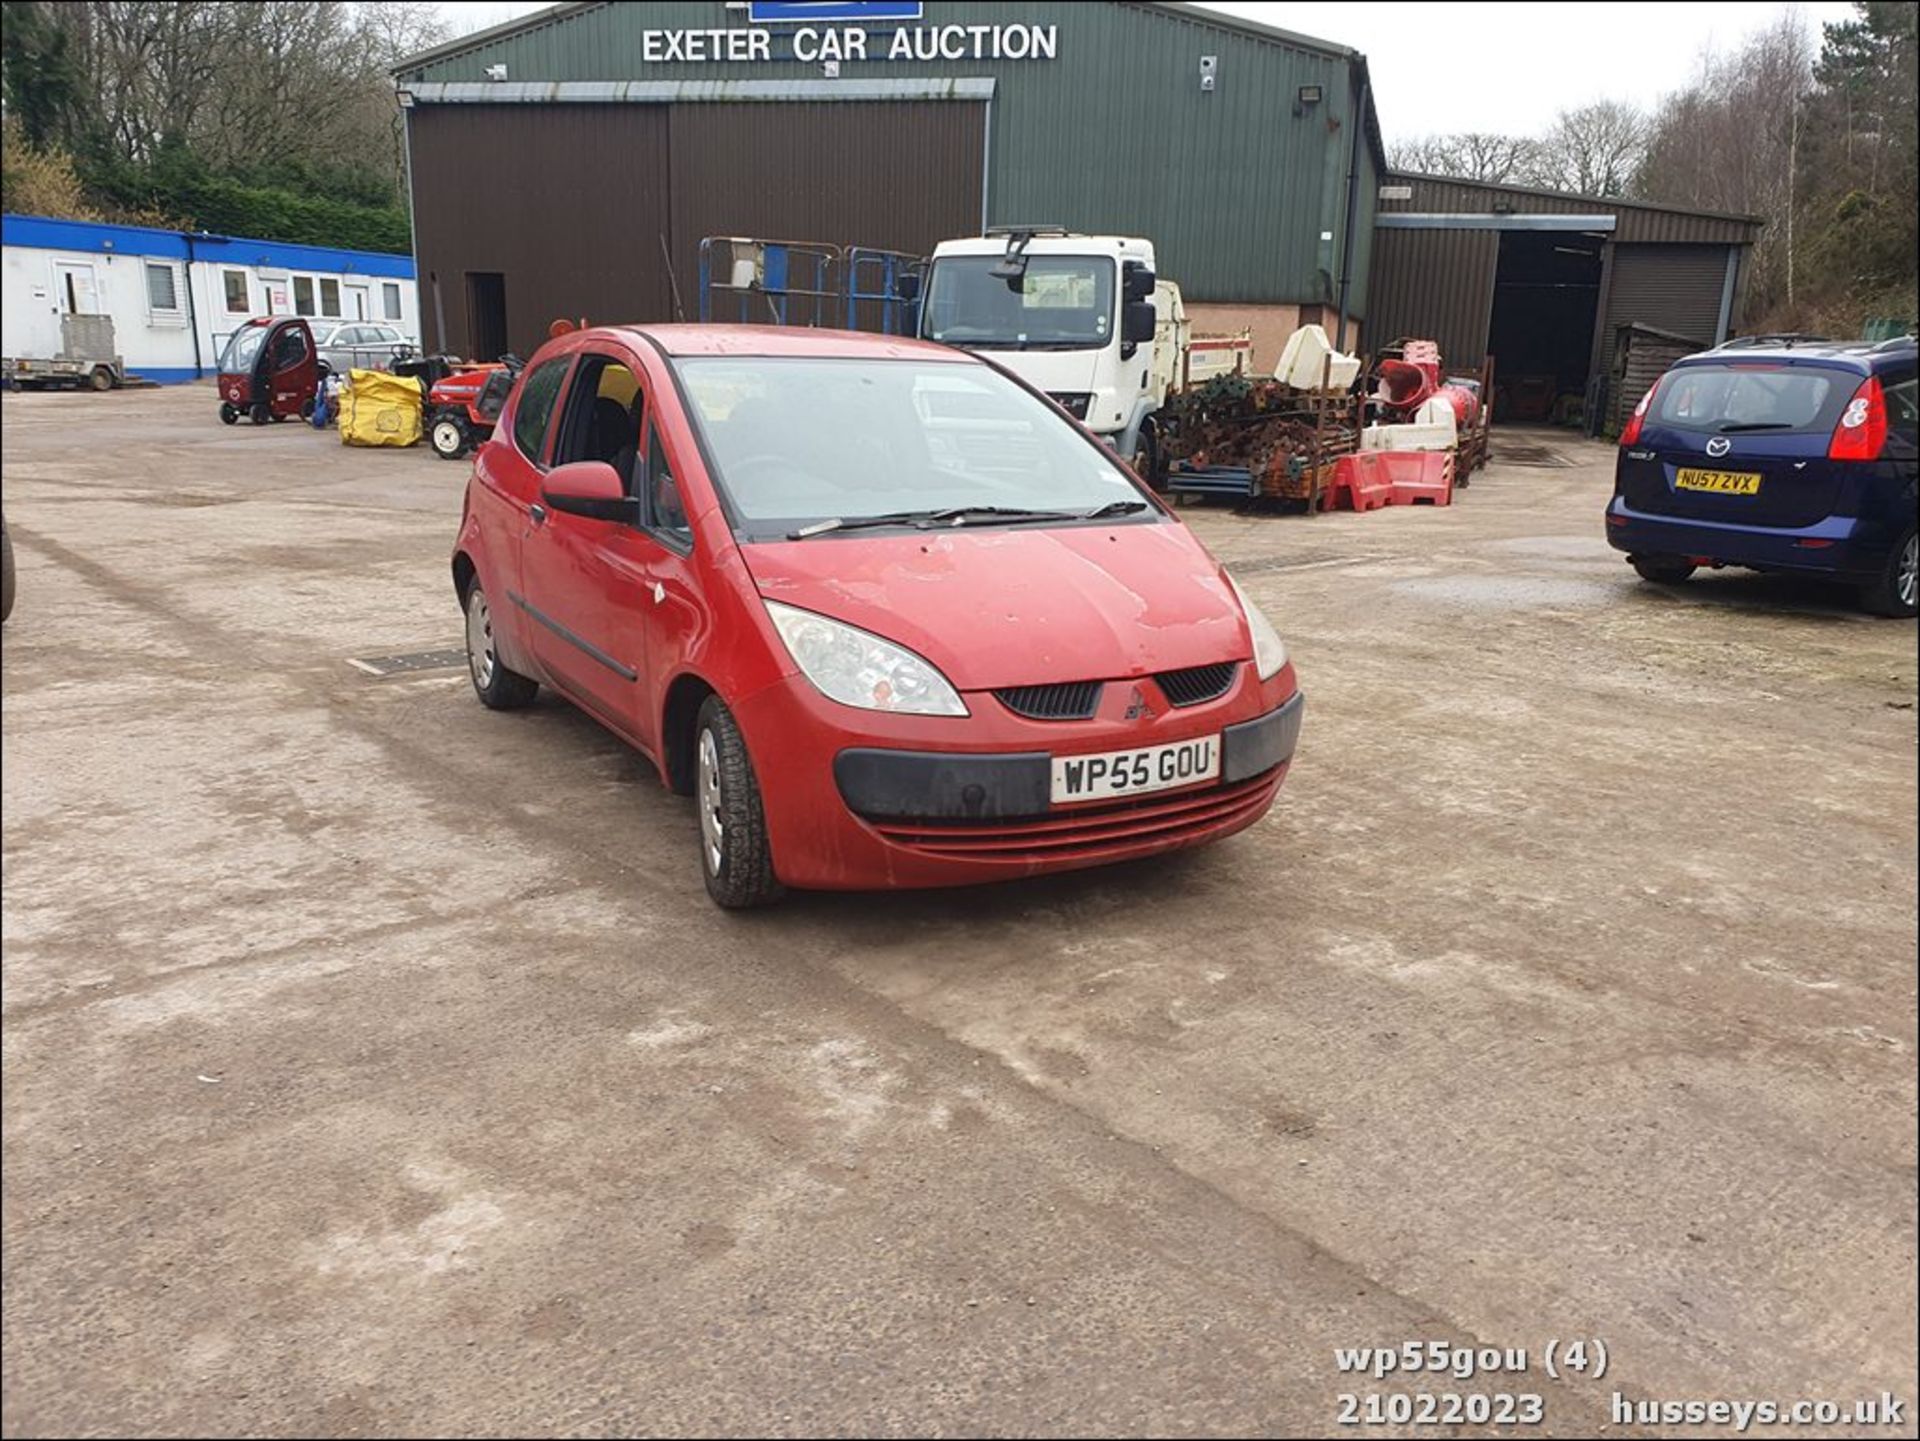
[249,402,272,426]
[1860,528,1918,618]
[695,695,784,910]
[89,366,114,392]
[431,414,473,460]
[1631,555,1696,585]
[1129,423,1162,488]
[219,403,239,425]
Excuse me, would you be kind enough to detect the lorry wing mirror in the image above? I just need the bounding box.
[894,272,922,303]
[1122,300,1157,346]
[1123,263,1157,302]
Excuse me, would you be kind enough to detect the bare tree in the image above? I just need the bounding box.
[1388,131,1541,183]
[1529,100,1649,196]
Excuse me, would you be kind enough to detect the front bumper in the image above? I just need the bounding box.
[732,670,1303,890]
[1604,496,1882,579]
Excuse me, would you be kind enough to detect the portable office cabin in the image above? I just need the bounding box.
[1,214,419,384]
[1367,173,1762,429]
[392,0,1386,368]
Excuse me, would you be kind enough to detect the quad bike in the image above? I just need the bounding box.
[427,354,525,460]
[216,316,321,425]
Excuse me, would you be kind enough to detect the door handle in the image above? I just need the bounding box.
[529,503,547,526]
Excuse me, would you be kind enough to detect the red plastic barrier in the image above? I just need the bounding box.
[1376,449,1454,506]
[1325,453,1394,511]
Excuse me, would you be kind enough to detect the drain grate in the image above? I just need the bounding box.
[349,647,467,679]
[1494,444,1571,468]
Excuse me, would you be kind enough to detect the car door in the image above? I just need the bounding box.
[516,346,658,749]
[627,411,708,746]
[471,352,571,669]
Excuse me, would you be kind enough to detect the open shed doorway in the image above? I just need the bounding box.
[1487,231,1604,426]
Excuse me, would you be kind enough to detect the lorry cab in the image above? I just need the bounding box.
[918,229,1168,472]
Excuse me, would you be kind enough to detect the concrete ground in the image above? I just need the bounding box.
[2,383,1914,1438]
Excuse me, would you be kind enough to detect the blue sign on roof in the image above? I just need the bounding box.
[0,213,414,280]
[747,1,924,21]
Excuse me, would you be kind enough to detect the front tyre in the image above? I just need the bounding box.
[695,696,784,909]
[1631,555,1696,585]
[464,581,538,710]
[219,403,239,425]
[1861,527,1918,618]
[431,413,472,460]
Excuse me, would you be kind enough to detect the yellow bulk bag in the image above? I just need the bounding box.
[338,368,423,447]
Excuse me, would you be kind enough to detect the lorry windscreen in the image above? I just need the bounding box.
[922,256,1116,350]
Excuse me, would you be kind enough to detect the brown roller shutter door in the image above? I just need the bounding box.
[1602,245,1732,350]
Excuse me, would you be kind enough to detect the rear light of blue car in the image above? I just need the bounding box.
[1826,376,1887,461]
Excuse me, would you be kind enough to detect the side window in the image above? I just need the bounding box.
[293,276,316,317]
[647,427,692,545]
[382,282,403,321]
[550,354,642,482]
[513,357,571,466]
[1884,374,1917,457]
[273,326,308,368]
[222,269,249,314]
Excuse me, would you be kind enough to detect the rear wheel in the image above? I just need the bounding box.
[431,414,472,460]
[2,524,16,624]
[249,401,272,426]
[219,403,239,425]
[695,696,783,909]
[464,581,538,710]
[1631,555,1697,585]
[88,366,114,392]
[1860,528,1918,618]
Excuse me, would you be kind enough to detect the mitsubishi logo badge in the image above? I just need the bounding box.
[1124,685,1155,720]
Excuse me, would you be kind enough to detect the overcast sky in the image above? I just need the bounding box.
[430,1,1855,141]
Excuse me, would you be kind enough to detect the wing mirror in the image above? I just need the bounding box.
[542,461,639,523]
[1122,299,1157,345]
[1122,261,1157,301]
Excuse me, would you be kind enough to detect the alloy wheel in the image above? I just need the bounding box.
[698,728,725,876]
[466,589,496,690]
[1901,534,1918,612]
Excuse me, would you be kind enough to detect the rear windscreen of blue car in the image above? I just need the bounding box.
[1655,364,1846,434]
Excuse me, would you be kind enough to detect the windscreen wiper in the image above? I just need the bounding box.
[788,510,939,539]
[790,502,1147,539]
[1082,500,1150,519]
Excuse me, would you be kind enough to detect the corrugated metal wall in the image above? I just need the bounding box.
[408,102,980,356]
[408,104,672,357]
[1377,174,1760,247]
[1365,227,1497,367]
[397,1,1380,311]
[1601,245,1731,351]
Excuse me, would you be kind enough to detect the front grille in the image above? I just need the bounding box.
[872,772,1280,864]
[1155,662,1238,707]
[1047,391,1093,421]
[995,681,1103,721]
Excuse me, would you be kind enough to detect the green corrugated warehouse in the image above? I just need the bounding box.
[393,0,1383,364]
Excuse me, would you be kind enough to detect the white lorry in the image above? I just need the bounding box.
[915,227,1249,477]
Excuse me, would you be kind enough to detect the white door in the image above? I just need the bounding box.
[52,259,99,314]
[346,284,370,321]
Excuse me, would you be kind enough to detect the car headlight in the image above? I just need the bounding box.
[765,601,968,716]
[1226,574,1290,681]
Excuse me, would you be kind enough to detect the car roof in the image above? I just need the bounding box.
[1687,335,1917,370]
[614,323,975,363]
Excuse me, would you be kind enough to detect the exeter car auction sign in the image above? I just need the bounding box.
[642,0,1058,65]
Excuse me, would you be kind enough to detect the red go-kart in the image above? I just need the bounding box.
[427,354,525,460]
[217,317,321,426]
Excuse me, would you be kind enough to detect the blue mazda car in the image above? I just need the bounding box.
[1606,335,1918,616]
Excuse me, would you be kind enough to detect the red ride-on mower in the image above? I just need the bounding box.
[426,354,525,460]
[216,317,322,425]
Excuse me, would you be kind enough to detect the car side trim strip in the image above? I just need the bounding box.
[507,591,638,681]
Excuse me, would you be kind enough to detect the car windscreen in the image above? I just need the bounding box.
[921,256,1116,350]
[673,356,1149,536]
[219,326,266,374]
[1654,364,1845,433]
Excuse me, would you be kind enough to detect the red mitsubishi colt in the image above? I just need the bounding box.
[452,324,1303,907]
